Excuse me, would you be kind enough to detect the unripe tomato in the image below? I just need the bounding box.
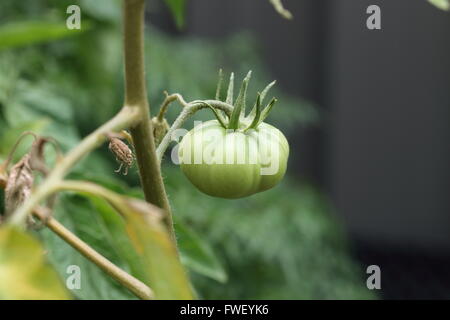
[178,120,289,198]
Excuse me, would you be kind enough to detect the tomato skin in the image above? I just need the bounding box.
[178,120,289,198]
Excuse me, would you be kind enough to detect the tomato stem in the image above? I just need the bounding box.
[157,92,188,121]
[123,0,177,244]
[156,98,234,161]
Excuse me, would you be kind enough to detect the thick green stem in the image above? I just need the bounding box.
[123,0,175,242]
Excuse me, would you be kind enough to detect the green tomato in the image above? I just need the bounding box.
[178,120,289,199]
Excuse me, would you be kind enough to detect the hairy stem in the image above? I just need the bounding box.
[8,107,140,226]
[157,93,188,121]
[156,99,234,161]
[32,207,154,300]
[123,0,175,242]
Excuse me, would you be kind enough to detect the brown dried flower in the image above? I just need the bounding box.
[109,137,134,175]
[152,116,169,146]
[4,154,34,217]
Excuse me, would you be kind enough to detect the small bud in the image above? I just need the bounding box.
[109,137,134,175]
[4,154,34,217]
[152,117,169,146]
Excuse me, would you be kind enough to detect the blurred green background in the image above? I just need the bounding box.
[0,0,376,299]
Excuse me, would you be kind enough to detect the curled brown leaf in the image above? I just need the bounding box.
[4,154,34,217]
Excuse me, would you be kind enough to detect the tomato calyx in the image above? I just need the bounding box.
[210,70,278,132]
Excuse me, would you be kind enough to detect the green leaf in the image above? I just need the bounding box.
[175,217,227,283]
[80,0,122,23]
[269,0,293,19]
[3,81,81,150]
[0,226,70,300]
[40,195,137,300]
[0,21,86,51]
[17,84,74,123]
[228,71,252,130]
[0,120,48,162]
[87,196,148,282]
[164,0,187,29]
[62,182,194,299]
[428,0,450,10]
[118,198,195,299]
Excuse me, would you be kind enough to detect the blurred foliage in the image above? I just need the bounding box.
[164,0,186,29]
[0,21,86,50]
[0,0,375,299]
[69,187,195,300]
[164,165,374,299]
[0,226,69,299]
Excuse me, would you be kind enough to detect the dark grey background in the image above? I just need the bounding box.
[170,0,450,253]
[328,0,450,252]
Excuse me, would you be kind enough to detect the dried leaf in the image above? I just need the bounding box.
[4,154,33,217]
[29,137,56,175]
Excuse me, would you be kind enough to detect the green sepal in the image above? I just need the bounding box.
[260,80,276,104]
[247,80,276,121]
[225,72,234,105]
[204,102,227,128]
[228,71,252,130]
[258,97,277,126]
[245,92,262,131]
